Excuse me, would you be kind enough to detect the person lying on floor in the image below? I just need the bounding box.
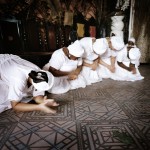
[0,54,59,114]
[111,38,144,81]
[43,40,86,94]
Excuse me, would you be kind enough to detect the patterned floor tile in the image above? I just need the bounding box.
[2,121,78,150]
[0,64,150,150]
[74,97,129,121]
[0,109,23,123]
[77,120,149,150]
[132,119,150,144]
[123,97,150,119]
[0,123,17,149]
[21,99,75,122]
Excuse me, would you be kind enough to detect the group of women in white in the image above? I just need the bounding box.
[43,36,144,94]
[0,36,144,114]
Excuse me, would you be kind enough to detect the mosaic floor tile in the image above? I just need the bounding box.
[77,120,149,150]
[0,64,150,150]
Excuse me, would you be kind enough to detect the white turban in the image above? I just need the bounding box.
[32,71,54,92]
[110,36,125,51]
[68,40,84,57]
[93,38,108,55]
[128,37,135,44]
[129,47,141,60]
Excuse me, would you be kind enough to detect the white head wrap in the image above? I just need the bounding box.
[93,38,108,55]
[110,36,125,51]
[129,47,141,60]
[128,37,135,44]
[32,71,54,92]
[68,40,84,57]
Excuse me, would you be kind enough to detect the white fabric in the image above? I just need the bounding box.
[68,40,84,57]
[97,37,124,79]
[0,54,44,113]
[110,36,125,51]
[81,52,102,85]
[0,80,11,113]
[97,47,119,79]
[93,38,108,55]
[81,65,102,85]
[111,46,144,81]
[97,58,114,79]
[44,49,86,93]
[129,48,141,61]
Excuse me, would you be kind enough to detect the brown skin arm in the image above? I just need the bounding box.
[130,63,136,74]
[49,65,82,79]
[110,56,116,67]
[110,56,116,73]
[70,65,82,76]
[83,57,99,70]
[117,61,132,72]
[99,57,115,73]
[68,65,83,80]
[49,66,70,77]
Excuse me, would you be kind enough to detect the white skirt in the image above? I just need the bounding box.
[81,66,102,85]
[70,74,87,89]
[97,58,113,79]
[111,62,144,81]
[0,81,12,113]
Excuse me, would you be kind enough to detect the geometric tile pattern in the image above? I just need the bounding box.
[77,120,149,150]
[2,121,78,150]
[0,64,150,150]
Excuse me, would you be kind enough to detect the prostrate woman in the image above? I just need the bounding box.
[43,40,86,93]
[0,54,59,114]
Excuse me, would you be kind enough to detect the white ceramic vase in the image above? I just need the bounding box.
[111,15,124,38]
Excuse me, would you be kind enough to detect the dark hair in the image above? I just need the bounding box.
[28,70,48,83]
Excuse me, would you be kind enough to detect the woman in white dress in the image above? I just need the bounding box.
[79,37,107,85]
[43,40,86,93]
[0,54,59,114]
[97,36,125,78]
[111,43,144,81]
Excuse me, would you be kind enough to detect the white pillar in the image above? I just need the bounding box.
[110,15,124,38]
[128,0,135,39]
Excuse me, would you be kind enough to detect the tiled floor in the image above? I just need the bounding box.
[0,64,150,150]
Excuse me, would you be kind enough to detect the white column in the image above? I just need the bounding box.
[110,15,124,38]
[128,0,135,39]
